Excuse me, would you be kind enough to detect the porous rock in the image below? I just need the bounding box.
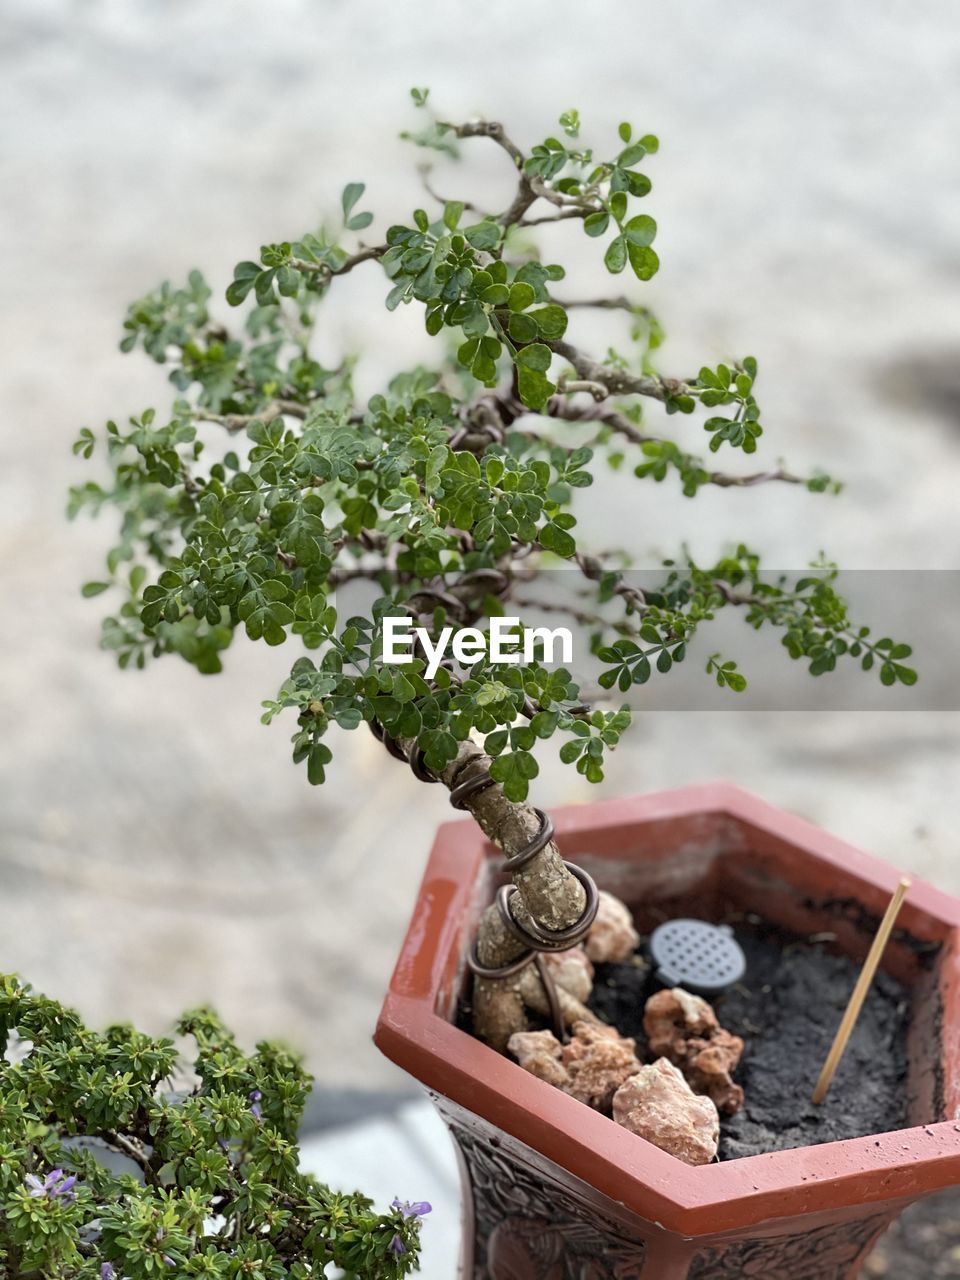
[585,890,641,964]
[612,1057,720,1165]
[506,1028,568,1089]
[560,1020,642,1111]
[644,987,744,1115]
[542,946,594,1004]
[508,1019,642,1113]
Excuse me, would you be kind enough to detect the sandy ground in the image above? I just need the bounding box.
[2,0,959,1089]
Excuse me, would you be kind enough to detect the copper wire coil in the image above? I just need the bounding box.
[369,717,598,1040]
[449,765,498,810]
[495,862,599,952]
[501,808,555,873]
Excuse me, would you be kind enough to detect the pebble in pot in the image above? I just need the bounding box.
[644,987,744,1115]
[612,1058,720,1166]
[584,890,641,964]
[508,1020,642,1112]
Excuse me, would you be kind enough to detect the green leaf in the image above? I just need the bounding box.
[307,741,332,784]
[515,343,553,372]
[604,235,627,274]
[226,275,256,306]
[508,282,536,312]
[443,201,464,230]
[516,366,555,412]
[618,142,646,167]
[386,280,410,310]
[482,283,510,306]
[277,265,300,297]
[508,312,538,344]
[559,108,581,138]
[464,221,502,251]
[627,242,659,280]
[485,456,505,486]
[583,211,609,238]
[81,581,110,598]
[529,305,568,340]
[458,337,481,368]
[539,521,576,557]
[624,214,657,247]
[530,710,559,738]
[254,269,277,306]
[342,183,365,219]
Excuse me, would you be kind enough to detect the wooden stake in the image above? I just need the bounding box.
[812,876,911,1106]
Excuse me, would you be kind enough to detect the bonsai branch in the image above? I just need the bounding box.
[289,243,385,278]
[482,390,807,489]
[193,400,308,430]
[551,339,683,402]
[552,294,636,312]
[517,207,596,228]
[437,117,597,228]
[439,119,526,170]
[103,1128,156,1180]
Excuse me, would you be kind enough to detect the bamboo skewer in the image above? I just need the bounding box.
[812,876,912,1106]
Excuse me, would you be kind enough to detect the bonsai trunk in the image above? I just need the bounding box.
[389,734,590,1048]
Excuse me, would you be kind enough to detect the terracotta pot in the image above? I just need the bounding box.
[375,784,960,1278]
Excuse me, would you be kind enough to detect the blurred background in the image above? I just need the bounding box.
[2,0,959,1113]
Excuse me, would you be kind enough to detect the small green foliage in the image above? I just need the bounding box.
[695,356,763,454]
[73,96,914,795]
[558,108,580,138]
[0,978,425,1278]
[120,270,211,362]
[706,653,748,692]
[341,181,373,232]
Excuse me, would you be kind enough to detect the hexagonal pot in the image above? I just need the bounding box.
[375,784,960,1278]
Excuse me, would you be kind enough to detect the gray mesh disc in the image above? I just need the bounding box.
[648,919,746,995]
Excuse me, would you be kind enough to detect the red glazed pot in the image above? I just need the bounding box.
[375,784,960,1279]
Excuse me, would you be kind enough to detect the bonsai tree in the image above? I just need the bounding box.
[50,91,913,1268]
[0,978,428,1277]
[69,91,915,1039]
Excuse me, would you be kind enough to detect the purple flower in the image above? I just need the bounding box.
[100,1266,116,1280]
[248,1088,263,1120]
[25,1169,77,1202]
[392,1198,432,1219]
[388,1234,406,1256]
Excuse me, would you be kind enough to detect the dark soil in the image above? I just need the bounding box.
[586,920,912,1161]
[587,956,650,1043]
